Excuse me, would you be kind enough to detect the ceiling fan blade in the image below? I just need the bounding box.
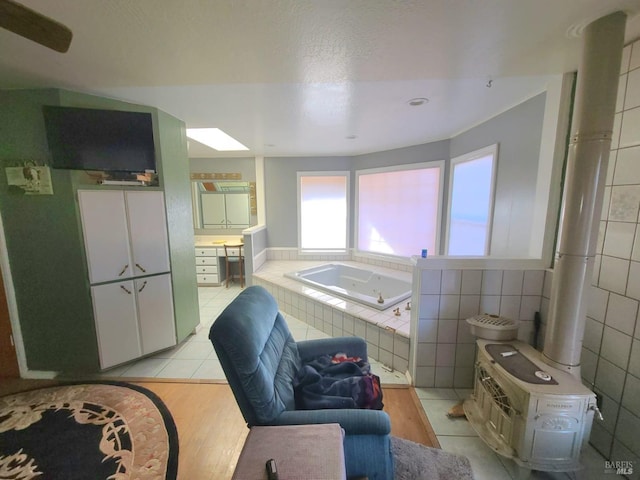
[0,0,72,53]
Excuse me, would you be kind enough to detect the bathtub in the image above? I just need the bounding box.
[285,263,411,311]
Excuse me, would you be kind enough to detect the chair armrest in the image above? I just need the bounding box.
[296,336,368,363]
[274,409,391,435]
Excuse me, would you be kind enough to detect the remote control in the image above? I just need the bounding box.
[266,458,278,480]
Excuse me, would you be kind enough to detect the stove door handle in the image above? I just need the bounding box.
[589,404,604,421]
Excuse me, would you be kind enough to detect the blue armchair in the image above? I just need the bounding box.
[209,285,394,480]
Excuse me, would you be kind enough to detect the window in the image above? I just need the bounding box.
[446,144,498,255]
[356,162,443,257]
[298,172,349,251]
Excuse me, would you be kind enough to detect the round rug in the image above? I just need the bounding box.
[0,382,178,480]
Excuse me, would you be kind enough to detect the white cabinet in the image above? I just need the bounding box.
[136,274,176,354]
[195,247,220,285]
[78,190,132,283]
[126,191,171,277]
[79,190,176,369]
[91,274,175,369]
[201,194,227,228]
[200,193,250,229]
[79,190,170,283]
[224,193,250,228]
[91,280,141,368]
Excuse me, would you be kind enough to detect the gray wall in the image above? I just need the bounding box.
[351,140,450,170]
[451,93,546,256]
[264,156,351,247]
[262,94,547,256]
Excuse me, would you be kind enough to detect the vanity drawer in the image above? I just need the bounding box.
[196,256,218,266]
[223,247,242,257]
[195,248,219,257]
[196,265,218,274]
[197,274,219,284]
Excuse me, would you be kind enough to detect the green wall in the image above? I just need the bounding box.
[157,110,199,342]
[0,89,99,371]
[0,88,198,372]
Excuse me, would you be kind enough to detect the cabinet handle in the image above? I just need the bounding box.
[120,285,132,294]
[138,281,147,292]
[118,265,128,276]
[135,263,146,273]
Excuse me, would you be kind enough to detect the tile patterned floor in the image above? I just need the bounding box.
[103,285,608,480]
[416,388,610,480]
[102,284,407,384]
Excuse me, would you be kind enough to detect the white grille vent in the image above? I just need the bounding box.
[466,314,518,341]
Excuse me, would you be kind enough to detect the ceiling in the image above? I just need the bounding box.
[1,1,640,158]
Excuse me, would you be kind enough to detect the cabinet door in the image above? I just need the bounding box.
[126,191,171,276]
[201,194,227,228]
[136,274,176,355]
[91,281,141,369]
[79,190,132,283]
[225,193,250,227]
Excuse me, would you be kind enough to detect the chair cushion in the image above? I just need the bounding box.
[210,286,301,425]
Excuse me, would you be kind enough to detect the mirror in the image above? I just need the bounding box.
[191,181,256,231]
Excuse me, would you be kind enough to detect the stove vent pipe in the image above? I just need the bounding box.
[542,11,626,377]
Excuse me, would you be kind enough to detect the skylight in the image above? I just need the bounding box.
[186,128,249,151]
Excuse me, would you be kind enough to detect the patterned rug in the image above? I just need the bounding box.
[0,382,178,480]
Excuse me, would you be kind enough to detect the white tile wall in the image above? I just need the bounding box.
[600,326,632,369]
[609,185,640,221]
[613,146,640,185]
[619,107,640,149]
[630,43,640,71]
[604,292,638,335]
[412,267,545,388]
[603,221,636,258]
[599,256,630,294]
[587,38,640,464]
[626,68,640,109]
[617,74,628,112]
[461,270,482,294]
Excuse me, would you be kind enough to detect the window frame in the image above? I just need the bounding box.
[354,161,445,259]
[444,143,498,256]
[297,171,350,254]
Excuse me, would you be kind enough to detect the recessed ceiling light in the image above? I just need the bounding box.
[346,135,357,140]
[186,128,249,151]
[407,97,429,107]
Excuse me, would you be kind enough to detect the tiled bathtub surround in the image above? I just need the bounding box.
[581,39,640,466]
[411,265,546,388]
[265,247,414,272]
[252,257,549,391]
[252,260,412,375]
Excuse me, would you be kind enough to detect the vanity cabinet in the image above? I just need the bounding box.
[78,189,176,369]
[195,247,220,285]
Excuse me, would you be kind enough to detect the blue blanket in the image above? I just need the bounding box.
[293,354,384,410]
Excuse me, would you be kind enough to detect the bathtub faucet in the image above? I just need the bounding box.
[377,293,384,304]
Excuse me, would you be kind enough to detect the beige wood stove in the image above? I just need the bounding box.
[464,339,599,473]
